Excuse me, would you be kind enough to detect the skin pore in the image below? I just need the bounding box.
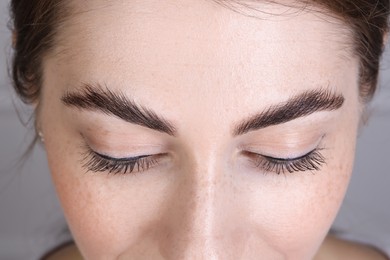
[37,0,374,259]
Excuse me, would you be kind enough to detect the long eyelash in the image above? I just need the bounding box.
[82,149,158,175]
[251,149,326,175]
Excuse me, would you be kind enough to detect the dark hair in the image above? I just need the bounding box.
[9,0,390,107]
[313,0,390,101]
[10,1,69,105]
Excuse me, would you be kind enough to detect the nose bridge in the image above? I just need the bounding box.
[182,150,222,254]
[159,148,227,259]
[190,157,218,240]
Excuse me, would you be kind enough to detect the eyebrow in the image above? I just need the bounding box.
[233,89,344,136]
[61,84,177,136]
[62,84,344,137]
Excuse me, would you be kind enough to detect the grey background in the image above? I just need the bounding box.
[0,0,389,259]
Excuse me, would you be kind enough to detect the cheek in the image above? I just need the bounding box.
[46,149,173,259]
[244,130,357,258]
[42,123,172,258]
[245,163,352,259]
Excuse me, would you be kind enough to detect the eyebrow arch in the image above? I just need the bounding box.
[61,83,177,136]
[233,89,344,136]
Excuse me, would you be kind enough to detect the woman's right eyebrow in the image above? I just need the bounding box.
[61,83,177,136]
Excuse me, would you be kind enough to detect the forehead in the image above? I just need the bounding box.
[48,0,355,100]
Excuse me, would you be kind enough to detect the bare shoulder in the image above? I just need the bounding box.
[42,243,83,260]
[314,235,389,260]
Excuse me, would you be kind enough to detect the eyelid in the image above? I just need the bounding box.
[93,151,151,161]
[240,134,326,159]
[79,132,167,157]
[261,148,318,161]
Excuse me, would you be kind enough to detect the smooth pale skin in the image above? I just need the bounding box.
[37,0,384,259]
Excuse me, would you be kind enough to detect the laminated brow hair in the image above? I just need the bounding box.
[61,83,344,137]
[61,84,177,136]
[233,89,344,135]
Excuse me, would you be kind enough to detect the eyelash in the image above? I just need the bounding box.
[82,147,325,175]
[245,148,326,175]
[83,149,160,175]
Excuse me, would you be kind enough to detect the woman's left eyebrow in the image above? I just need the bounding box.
[61,83,177,136]
[233,88,344,136]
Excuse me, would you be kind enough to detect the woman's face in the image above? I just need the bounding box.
[40,0,361,259]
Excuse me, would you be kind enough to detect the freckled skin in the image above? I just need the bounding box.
[40,0,362,259]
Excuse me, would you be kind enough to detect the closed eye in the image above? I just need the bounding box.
[82,148,163,175]
[244,148,326,174]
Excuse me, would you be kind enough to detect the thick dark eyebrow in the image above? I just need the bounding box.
[61,84,177,136]
[233,89,344,136]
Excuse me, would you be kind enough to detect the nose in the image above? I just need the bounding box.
[154,154,250,260]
